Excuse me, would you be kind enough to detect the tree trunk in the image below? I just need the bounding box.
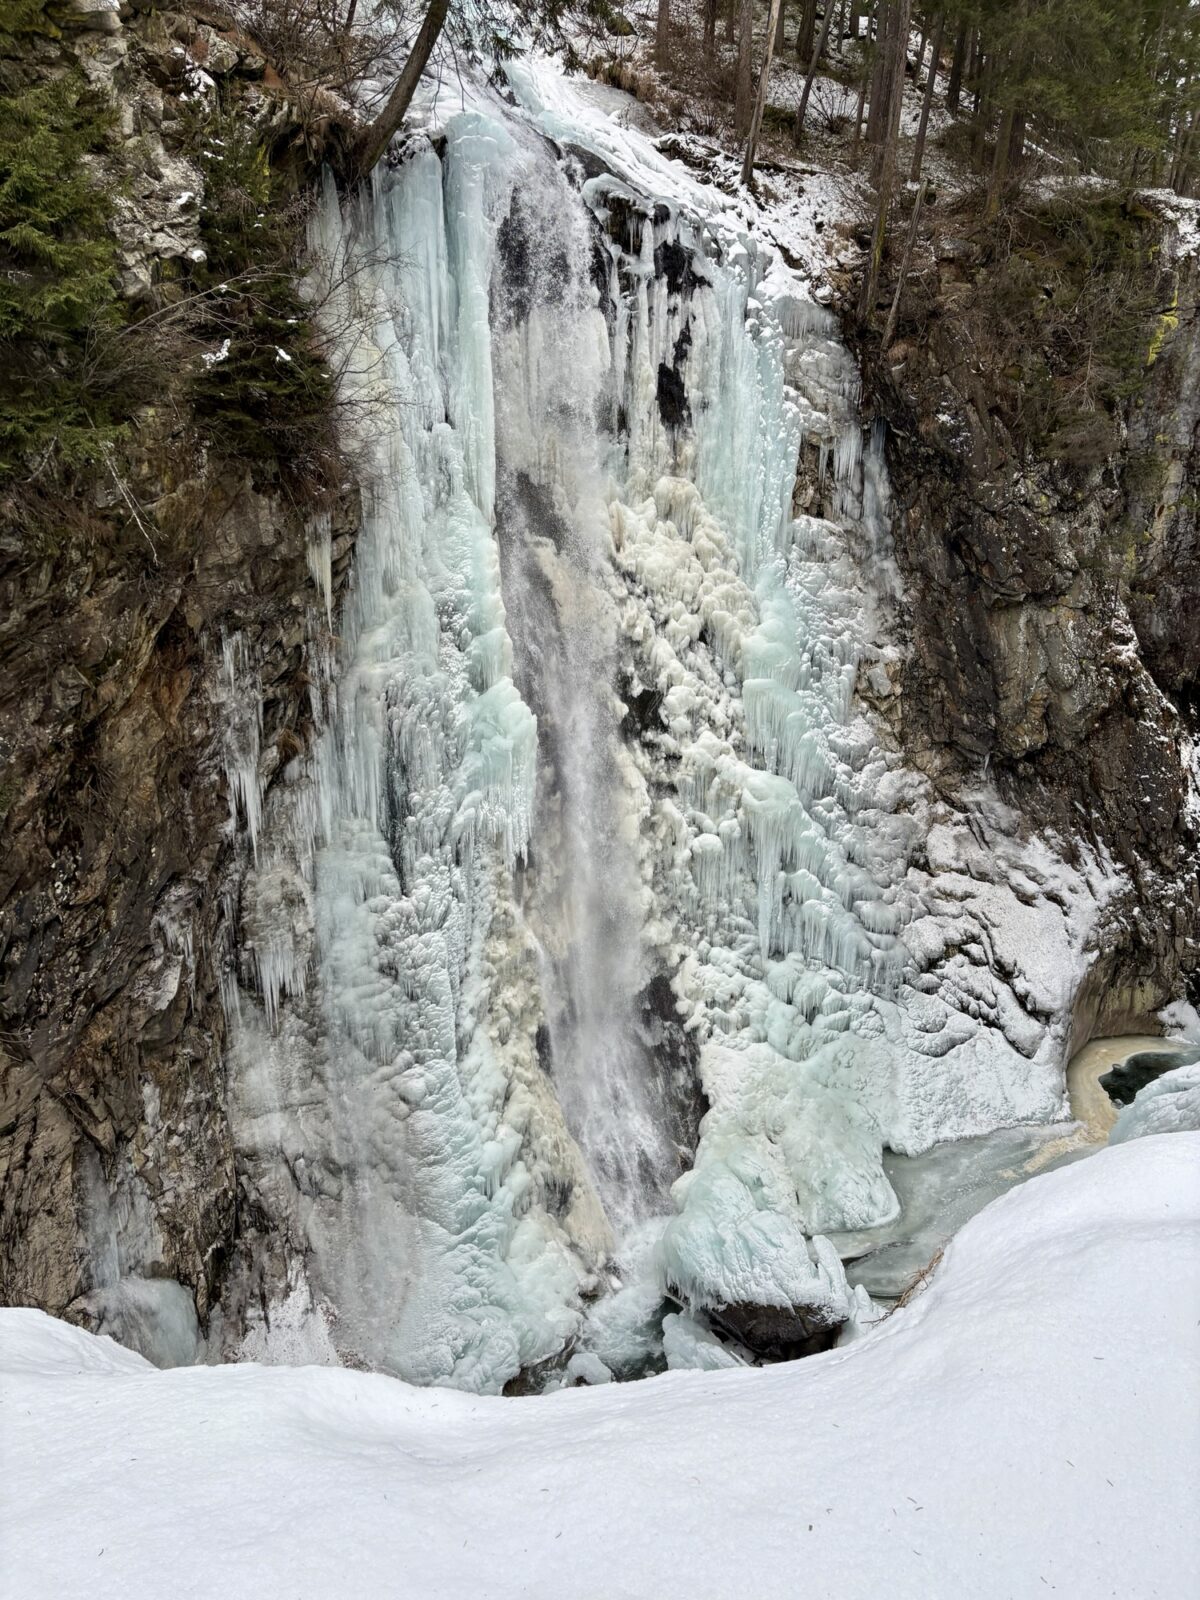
[879,0,911,178]
[656,0,671,68]
[797,0,818,58]
[735,0,756,136]
[909,10,942,182]
[1172,101,1200,193]
[882,176,927,348]
[914,16,928,77]
[775,0,788,51]
[865,0,892,147]
[704,0,718,59]
[794,0,837,140]
[869,0,908,182]
[1169,104,1194,192]
[743,0,785,185]
[1008,108,1026,169]
[851,31,871,152]
[348,0,449,181]
[859,173,891,325]
[860,0,911,321]
[972,51,994,170]
[945,18,967,112]
[986,102,1015,219]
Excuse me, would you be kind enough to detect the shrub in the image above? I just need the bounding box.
[182,102,338,490]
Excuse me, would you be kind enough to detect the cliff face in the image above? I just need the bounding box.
[853,203,1200,1044]
[0,2,353,1354]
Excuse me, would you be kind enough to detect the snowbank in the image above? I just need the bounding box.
[2,1134,1197,1599]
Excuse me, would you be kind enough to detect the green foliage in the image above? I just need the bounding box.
[936,0,1200,186]
[182,103,336,486]
[965,189,1163,462]
[987,1,1159,155]
[0,69,124,479]
[0,0,70,49]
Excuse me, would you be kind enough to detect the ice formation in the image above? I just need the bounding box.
[214,69,1122,1388]
[1110,1061,1200,1143]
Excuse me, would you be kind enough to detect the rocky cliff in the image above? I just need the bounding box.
[0,0,354,1357]
[852,194,1200,1047]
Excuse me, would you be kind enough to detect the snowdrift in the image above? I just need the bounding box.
[2,1132,1197,1599]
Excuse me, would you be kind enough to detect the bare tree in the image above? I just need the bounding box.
[742,0,785,184]
[945,17,968,113]
[794,1,836,140]
[859,0,912,323]
[735,0,756,136]
[704,0,718,59]
[348,0,450,179]
[909,10,942,181]
[882,176,926,347]
[656,0,672,68]
[796,0,818,58]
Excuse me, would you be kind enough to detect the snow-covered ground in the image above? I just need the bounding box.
[3,1132,1198,1600]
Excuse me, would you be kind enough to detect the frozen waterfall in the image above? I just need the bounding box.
[217,69,1112,1390]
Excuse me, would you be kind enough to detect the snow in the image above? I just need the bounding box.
[1111,1063,1200,1144]
[1139,189,1200,261]
[2,1133,1198,1599]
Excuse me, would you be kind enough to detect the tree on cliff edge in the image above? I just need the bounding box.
[347,0,450,177]
[331,0,616,181]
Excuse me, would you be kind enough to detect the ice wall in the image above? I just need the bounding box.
[216,73,1117,1387]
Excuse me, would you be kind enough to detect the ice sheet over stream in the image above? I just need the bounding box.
[206,65,1124,1389]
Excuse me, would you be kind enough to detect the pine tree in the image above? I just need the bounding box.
[0,72,122,476]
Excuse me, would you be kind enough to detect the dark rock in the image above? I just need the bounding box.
[706,1299,845,1360]
[1101,1046,1200,1106]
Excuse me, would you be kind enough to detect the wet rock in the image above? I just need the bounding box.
[1101,1046,1200,1106]
[846,207,1200,1022]
[707,1298,846,1360]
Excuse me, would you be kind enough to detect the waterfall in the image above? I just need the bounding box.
[219,69,1089,1389]
[488,153,682,1236]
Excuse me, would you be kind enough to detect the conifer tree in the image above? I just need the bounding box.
[0,72,122,475]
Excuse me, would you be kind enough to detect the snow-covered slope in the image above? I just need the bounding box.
[3,1133,1197,1600]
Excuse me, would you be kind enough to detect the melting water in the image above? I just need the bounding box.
[496,470,678,1232]
[489,172,679,1234]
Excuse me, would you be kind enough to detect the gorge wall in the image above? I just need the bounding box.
[852,198,1200,1045]
[0,1,354,1359]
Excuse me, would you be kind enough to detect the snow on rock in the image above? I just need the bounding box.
[2,1134,1197,1599]
[1111,1063,1200,1144]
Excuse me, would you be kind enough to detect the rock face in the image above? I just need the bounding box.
[0,4,354,1351]
[852,204,1200,1043]
[0,468,353,1331]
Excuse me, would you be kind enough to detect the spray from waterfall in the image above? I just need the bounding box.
[490,165,680,1236]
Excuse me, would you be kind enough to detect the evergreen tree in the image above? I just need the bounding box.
[0,71,122,477]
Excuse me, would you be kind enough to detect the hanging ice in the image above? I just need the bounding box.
[214,68,1120,1387]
